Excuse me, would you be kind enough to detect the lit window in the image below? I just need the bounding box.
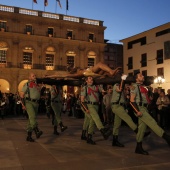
[23,52,32,69]
[67,56,74,66]
[46,54,54,70]
[0,50,7,64]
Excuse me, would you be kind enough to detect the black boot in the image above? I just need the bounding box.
[100,127,112,140]
[134,128,151,138]
[26,131,34,142]
[59,122,68,132]
[112,135,124,147]
[81,130,87,140]
[87,134,96,145]
[162,133,170,146]
[135,142,149,155]
[53,126,59,135]
[34,127,43,138]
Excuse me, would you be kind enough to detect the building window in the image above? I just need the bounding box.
[88,58,95,67]
[67,56,74,66]
[156,49,163,64]
[128,37,146,49]
[46,54,54,70]
[67,30,73,39]
[156,28,170,37]
[23,52,32,69]
[157,67,164,77]
[141,53,147,67]
[48,27,53,37]
[26,24,32,35]
[0,50,7,65]
[89,33,94,42]
[127,57,133,70]
[142,70,147,77]
[0,21,6,32]
[164,41,170,59]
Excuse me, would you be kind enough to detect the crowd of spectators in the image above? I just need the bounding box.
[1,86,170,131]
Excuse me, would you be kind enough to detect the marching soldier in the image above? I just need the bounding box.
[110,75,150,147]
[80,76,112,145]
[130,72,170,155]
[20,72,43,142]
[50,85,67,135]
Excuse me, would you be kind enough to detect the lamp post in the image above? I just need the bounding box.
[154,76,165,88]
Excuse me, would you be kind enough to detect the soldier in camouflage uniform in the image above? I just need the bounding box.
[20,73,43,142]
[80,76,112,145]
[130,72,170,155]
[111,82,138,147]
[50,85,67,135]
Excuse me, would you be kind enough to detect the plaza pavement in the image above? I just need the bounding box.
[0,113,170,170]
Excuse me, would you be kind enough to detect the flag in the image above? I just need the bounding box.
[44,0,48,6]
[33,0,37,3]
[66,0,69,10]
[57,0,62,9]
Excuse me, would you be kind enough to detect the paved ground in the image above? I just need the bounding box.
[0,113,170,170]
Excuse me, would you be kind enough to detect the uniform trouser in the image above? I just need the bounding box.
[25,101,39,132]
[111,104,137,135]
[136,106,165,142]
[81,107,90,131]
[51,102,62,126]
[87,104,104,132]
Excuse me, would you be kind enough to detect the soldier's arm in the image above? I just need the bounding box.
[19,91,26,110]
[130,92,142,117]
[80,95,89,113]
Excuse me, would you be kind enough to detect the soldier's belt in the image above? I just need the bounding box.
[87,101,99,105]
[138,102,148,107]
[112,102,124,106]
[25,97,39,103]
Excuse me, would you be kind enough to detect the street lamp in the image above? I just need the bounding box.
[154,76,165,88]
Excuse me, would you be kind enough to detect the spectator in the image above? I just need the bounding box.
[156,90,170,130]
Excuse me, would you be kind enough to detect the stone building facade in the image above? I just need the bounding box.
[0,4,107,93]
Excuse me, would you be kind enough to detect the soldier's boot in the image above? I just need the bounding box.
[81,130,87,140]
[87,134,96,145]
[59,122,68,132]
[134,128,151,138]
[26,131,35,142]
[53,126,60,135]
[112,135,124,147]
[34,127,43,138]
[100,127,112,140]
[135,142,149,155]
[162,133,170,146]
